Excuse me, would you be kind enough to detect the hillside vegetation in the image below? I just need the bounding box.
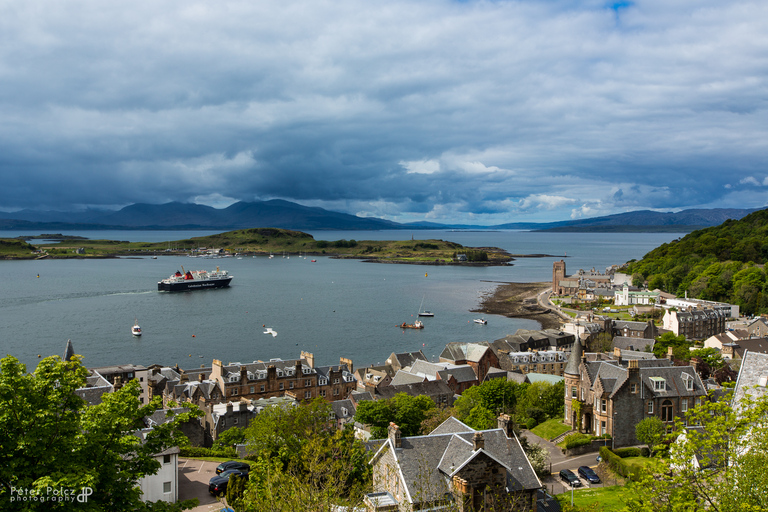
[0,227,512,265]
[625,208,768,315]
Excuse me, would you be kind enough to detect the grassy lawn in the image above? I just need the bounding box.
[531,418,571,440]
[556,485,629,511]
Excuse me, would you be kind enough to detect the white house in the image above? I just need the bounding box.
[614,284,660,306]
[137,443,180,503]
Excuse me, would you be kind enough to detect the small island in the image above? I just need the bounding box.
[0,227,537,265]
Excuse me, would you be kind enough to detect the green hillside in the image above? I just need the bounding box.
[625,208,768,315]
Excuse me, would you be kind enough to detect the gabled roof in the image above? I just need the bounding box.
[733,351,768,407]
[440,342,490,363]
[429,416,475,436]
[390,370,427,386]
[612,336,655,351]
[371,426,541,507]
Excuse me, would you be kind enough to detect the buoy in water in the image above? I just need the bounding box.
[192,335,196,337]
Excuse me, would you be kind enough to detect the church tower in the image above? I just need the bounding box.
[552,260,566,295]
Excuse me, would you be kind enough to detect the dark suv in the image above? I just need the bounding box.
[578,465,600,484]
[209,469,249,496]
[559,469,582,487]
[215,461,251,475]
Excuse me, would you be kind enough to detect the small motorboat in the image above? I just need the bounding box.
[418,311,434,317]
[132,319,142,336]
[473,318,487,325]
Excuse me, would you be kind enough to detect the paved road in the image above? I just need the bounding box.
[521,430,620,496]
[178,459,228,512]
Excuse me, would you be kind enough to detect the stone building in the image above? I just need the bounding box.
[365,416,541,511]
[563,341,707,447]
[553,260,567,295]
[663,308,727,340]
[439,343,499,383]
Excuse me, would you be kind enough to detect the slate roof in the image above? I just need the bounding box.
[614,320,652,331]
[612,336,655,352]
[564,339,583,376]
[375,380,454,402]
[525,373,564,385]
[440,342,490,363]
[733,351,768,407]
[386,351,428,370]
[369,418,541,507]
[580,359,706,399]
[390,370,427,386]
[330,398,356,421]
[731,338,768,358]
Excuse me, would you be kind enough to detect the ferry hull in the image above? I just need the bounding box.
[157,278,232,292]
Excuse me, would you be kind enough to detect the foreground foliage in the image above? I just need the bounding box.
[236,399,371,511]
[625,390,768,512]
[0,355,199,511]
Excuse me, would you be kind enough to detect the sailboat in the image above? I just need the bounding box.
[417,296,434,317]
[131,318,142,336]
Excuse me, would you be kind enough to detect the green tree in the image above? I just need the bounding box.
[0,355,200,512]
[653,332,689,359]
[464,405,496,430]
[213,425,246,451]
[244,398,333,467]
[354,393,437,438]
[634,417,665,456]
[626,391,768,512]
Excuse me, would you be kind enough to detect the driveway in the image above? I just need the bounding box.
[178,459,227,512]
[521,430,620,496]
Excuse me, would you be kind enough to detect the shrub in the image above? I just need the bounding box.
[180,446,238,459]
[614,447,642,458]
[564,433,592,450]
[599,446,642,481]
[526,417,538,430]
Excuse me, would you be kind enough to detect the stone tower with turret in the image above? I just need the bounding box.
[563,336,583,430]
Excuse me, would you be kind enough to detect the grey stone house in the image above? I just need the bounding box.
[366,416,541,511]
[564,340,707,447]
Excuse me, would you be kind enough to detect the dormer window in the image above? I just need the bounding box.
[650,377,665,391]
[682,372,694,391]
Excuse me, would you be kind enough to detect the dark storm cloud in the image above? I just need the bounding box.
[0,0,766,223]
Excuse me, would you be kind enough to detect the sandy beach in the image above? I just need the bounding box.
[472,281,564,330]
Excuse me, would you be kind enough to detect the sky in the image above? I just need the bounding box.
[1,0,767,225]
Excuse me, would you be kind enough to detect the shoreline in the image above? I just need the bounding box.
[471,281,564,330]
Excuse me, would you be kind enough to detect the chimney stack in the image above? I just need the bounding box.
[473,432,485,451]
[388,422,402,448]
[667,346,675,361]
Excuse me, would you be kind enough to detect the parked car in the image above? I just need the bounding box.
[559,469,581,488]
[209,469,249,496]
[215,460,251,475]
[578,465,600,484]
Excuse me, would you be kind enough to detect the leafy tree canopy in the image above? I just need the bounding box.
[626,390,768,512]
[0,355,199,512]
[625,209,768,315]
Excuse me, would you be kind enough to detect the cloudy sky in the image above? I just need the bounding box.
[1,0,766,224]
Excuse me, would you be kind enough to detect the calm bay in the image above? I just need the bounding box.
[0,230,680,371]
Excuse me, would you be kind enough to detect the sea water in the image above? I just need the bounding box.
[0,230,680,371]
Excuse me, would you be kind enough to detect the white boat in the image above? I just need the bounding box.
[132,319,142,336]
[473,318,487,325]
[417,296,434,317]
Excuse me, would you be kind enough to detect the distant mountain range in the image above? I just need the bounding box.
[0,200,762,233]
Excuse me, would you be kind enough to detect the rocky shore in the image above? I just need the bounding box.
[471,281,564,330]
